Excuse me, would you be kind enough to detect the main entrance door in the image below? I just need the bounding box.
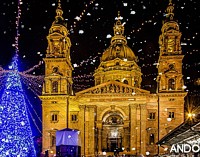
[101,110,126,153]
[107,137,122,152]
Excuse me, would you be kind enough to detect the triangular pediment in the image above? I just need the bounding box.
[76,80,150,96]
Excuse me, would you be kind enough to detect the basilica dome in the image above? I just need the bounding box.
[101,42,137,62]
[100,13,137,62]
[94,13,142,87]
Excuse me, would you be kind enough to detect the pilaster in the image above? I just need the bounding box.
[96,120,103,153]
[85,107,89,156]
[130,104,137,155]
[140,104,147,155]
[88,106,96,156]
[136,104,141,155]
[85,105,96,157]
[79,105,85,156]
[123,120,130,150]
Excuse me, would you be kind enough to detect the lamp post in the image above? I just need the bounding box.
[188,113,195,121]
[187,112,196,130]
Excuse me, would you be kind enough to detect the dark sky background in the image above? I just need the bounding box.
[0,0,199,136]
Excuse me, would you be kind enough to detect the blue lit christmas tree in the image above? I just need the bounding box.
[0,55,36,156]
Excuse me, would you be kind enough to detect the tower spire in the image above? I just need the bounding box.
[166,0,175,20]
[58,0,61,8]
[159,0,181,56]
[55,0,64,23]
[46,0,71,58]
[117,11,120,21]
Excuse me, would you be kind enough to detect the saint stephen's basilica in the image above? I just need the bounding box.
[40,0,187,156]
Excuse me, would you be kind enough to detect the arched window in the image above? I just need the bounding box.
[115,79,120,82]
[123,80,128,84]
[52,81,58,93]
[51,111,59,123]
[149,133,155,145]
[168,79,175,90]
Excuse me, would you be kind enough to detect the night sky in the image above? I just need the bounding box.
[0,0,199,96]
[0,0,199,144]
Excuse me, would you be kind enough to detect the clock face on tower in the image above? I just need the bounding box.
[169,64,175,70]
[52,67,59,73]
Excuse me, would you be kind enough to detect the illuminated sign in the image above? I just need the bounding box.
[170,144,200,153]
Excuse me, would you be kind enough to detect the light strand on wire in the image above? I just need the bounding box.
[22,61,43,74]
[24,94,42,123]
[13,0,22,55]
[27,105,42,135]
[70,0,95,30]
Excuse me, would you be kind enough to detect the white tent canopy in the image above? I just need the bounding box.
[56,128,81,146]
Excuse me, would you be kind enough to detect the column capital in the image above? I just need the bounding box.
[123,120,130,128]
[96,120,102,129]
[87,105,97,109]
[129,103,138,108]
[140,103,146,110]
[110,105,115,111]
[79,105,86,109]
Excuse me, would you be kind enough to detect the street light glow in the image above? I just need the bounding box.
[188,113,195,118]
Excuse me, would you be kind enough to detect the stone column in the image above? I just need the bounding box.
[86,105,96,157]
[140,104,147,155]
[96,121,102,153]
[131,77,134,86]
[129,104,137,155]
[79,105,85,156]
[123,120,130,150]
[136,104,141,155]
[85,107,89,156]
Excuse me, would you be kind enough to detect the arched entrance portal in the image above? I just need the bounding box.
[101,111,125,153]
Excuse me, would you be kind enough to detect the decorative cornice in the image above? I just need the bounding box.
[159,55,184,60]
[89,98,137,102]
[44,58,68,62]
[77,93,148,99]
[158,92,187,97]
[39,95,72,100]
[86,105,97,109]
[129,103,138,108]
[79,105,86,109]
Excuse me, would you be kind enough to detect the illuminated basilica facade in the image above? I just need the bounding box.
[40,1,187,156]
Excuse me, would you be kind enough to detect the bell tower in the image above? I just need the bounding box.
[157,0,184,92]
[43,0,73,95]
[157,0,187,144]
[40,0,73,154]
